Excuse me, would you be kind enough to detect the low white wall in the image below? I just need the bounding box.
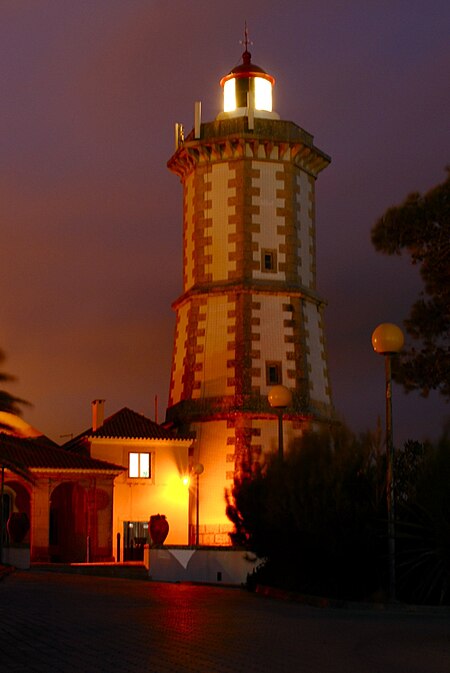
[148,546,258,585]
[2,546,31,570]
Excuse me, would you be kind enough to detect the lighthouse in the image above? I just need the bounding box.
[166,44,334,545]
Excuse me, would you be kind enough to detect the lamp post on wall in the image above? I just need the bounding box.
[193,463,204,546]
[268,385,293,460]
[372,322,404,602]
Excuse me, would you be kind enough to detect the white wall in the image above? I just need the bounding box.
[149,547,258,585]
[90,438,191,551]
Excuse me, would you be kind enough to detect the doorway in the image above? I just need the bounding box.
[123,521,149,561]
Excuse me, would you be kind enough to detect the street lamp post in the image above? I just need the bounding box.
[372,322,404,602]
[268,385,293,460]
[193,463,204,546]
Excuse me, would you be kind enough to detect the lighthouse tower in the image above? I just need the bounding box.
[166,45,334,544]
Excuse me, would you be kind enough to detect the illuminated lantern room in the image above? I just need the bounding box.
[217,49,280,121]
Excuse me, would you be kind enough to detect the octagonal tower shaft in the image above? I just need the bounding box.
[167,116,333,425]
[166,107,333,544]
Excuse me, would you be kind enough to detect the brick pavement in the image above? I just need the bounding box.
[0,570,449,673]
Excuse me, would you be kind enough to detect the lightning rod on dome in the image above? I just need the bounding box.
[240,21,253,54]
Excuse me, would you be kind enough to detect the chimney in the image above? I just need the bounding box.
[91,399,105,431]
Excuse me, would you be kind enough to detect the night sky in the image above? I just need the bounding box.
[1,1,449,444]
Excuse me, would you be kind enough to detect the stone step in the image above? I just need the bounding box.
[31,562,149,580]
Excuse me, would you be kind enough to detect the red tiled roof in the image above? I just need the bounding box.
[65,407,193,448]
[0,433,124,473]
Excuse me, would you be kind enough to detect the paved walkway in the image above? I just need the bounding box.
[1,570,449,672]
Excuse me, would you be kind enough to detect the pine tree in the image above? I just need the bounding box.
[371,169,450,399]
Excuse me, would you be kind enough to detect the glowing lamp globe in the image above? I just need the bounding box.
[371,323,404,355]
[268,385,293,409]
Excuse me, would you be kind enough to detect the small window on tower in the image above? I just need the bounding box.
[266,361,282,386]
[261,249,277,273]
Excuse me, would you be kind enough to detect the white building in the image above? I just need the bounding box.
[65,400,193,558]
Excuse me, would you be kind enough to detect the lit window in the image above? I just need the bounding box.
[224,78,236,112]
[254,76,272,111]
[129,452,151,479]
[266,361,282,386]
